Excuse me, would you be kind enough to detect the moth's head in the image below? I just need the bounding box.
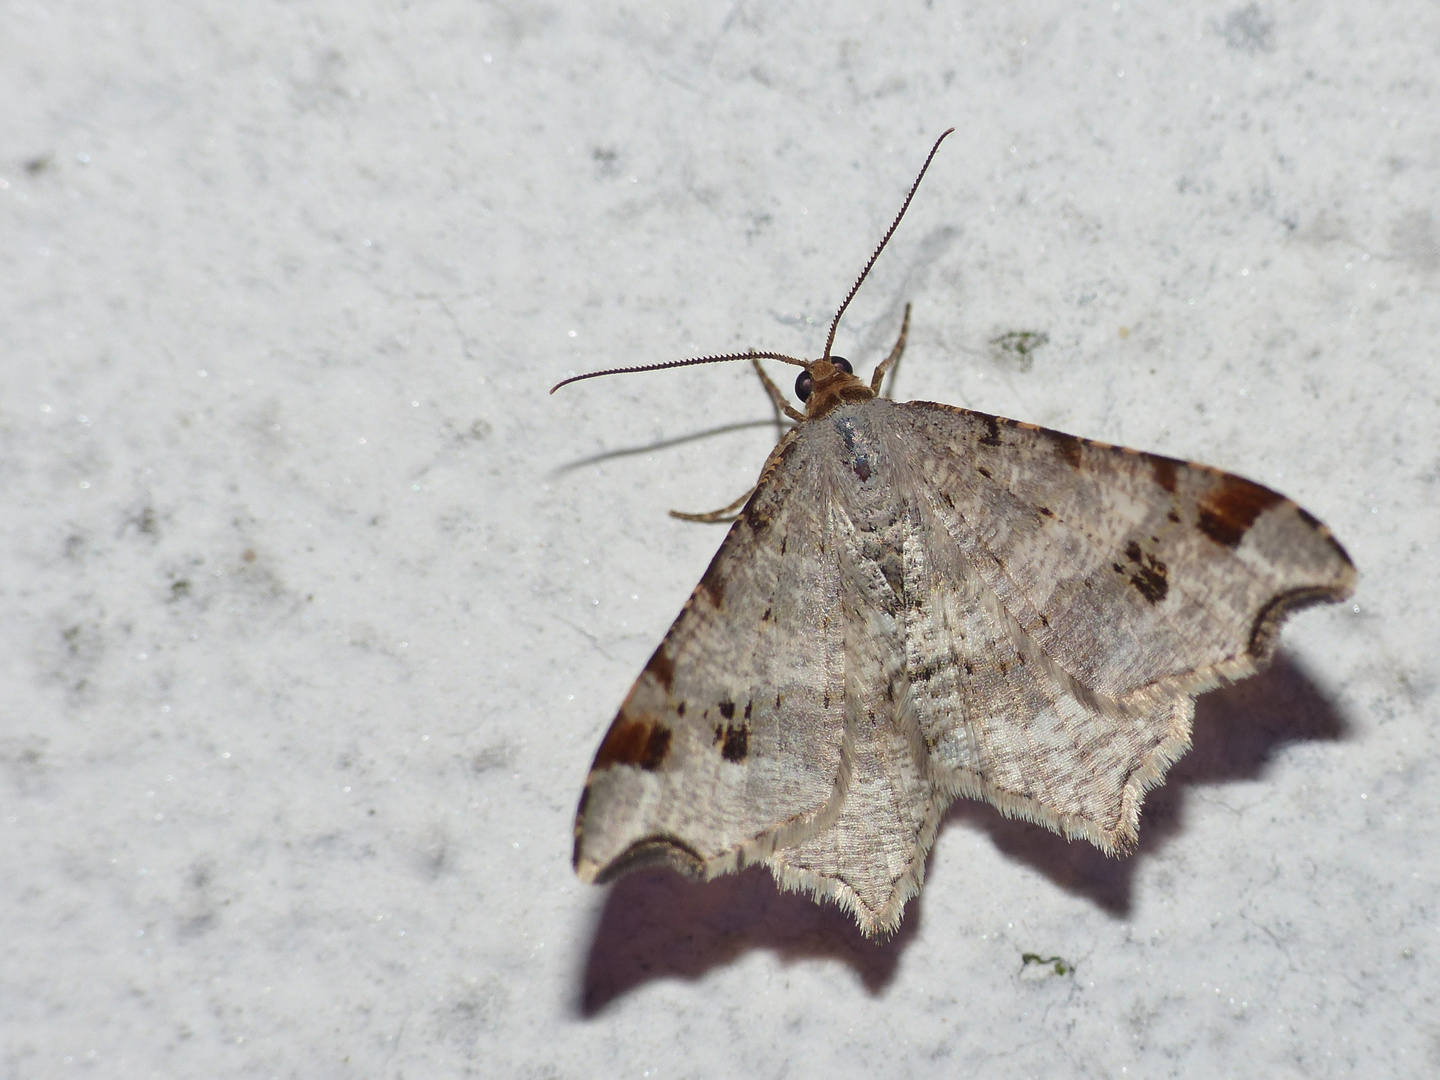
[795,356,873,419]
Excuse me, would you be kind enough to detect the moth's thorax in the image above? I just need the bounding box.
[804,363,875,420]
[796,401,905,573]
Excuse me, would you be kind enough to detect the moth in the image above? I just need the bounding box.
[556,130,1356,937]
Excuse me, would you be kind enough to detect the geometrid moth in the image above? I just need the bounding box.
[555,130,1355,937]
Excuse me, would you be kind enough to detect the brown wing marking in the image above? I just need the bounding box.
[897,400,1355,703]
[574,430,852,885]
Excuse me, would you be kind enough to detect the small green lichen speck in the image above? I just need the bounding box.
[992,331,1050,357]
[1021,952,1073,976]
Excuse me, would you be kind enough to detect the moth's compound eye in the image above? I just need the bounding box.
[794,370,814,402]
[831,357,853,374]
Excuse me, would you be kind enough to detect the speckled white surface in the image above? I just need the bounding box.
[2,2,1436,1077]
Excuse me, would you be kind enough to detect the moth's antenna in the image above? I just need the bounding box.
[821,127,954,361]
[550,350,808,394]
[554,131,953,393]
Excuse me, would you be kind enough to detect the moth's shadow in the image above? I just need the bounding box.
[576,866,919,1015]
[944,650,1348,916]
[575,651,1345,1014]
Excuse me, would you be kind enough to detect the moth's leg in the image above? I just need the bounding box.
[668,361,794,523]
[752,358,805,423]
[669,425,800,524]
[669,486,755,524]
[870,302,912,396]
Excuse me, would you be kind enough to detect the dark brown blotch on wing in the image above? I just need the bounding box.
[712,723,749,763]
[979,414,1003,446]
[645,648,675,692]
[593,715,673,771]
[742,497,775,531]
[1052,432,1084,468]
[1123,539,1169,604]
[1196,474,1284,548]
[1150,455,1178,493]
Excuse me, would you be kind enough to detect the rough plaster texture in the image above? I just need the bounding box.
[1,2,1436,1077]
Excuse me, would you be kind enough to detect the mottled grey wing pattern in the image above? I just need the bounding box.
[893,400,1356,701]
[761,402,1217,933]
[573,432,851,885]
[574,393,1355,938]
[761,498,939,934]
[890,451,1195,862]
[877,398,1351,871]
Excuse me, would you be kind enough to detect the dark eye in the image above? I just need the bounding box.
[794,358,853,403]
